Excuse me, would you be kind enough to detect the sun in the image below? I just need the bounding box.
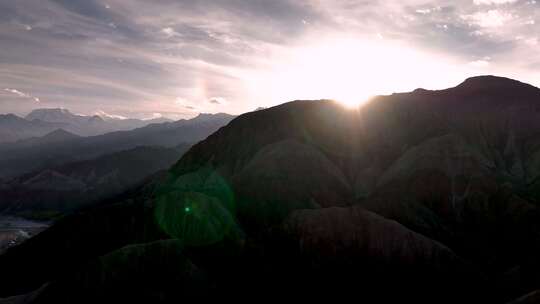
[332,89,373,109]
[243,38,384,108]
[291,39,379,108]
[242,36,462,110]
[339,99,360,108]
[337,96,371,109]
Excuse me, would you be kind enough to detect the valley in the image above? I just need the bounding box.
[0,216,49,253]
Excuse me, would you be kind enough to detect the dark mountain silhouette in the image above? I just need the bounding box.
[2,76,540,303]
[0,112,235,179]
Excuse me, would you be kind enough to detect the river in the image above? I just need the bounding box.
[0,216,49,253]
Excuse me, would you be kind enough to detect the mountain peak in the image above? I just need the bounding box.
[194,112,225,118]
[27,108,72,115]
[42,128,80,140]
[0,113,23,121]
[192,112,234,122]
[88,115,105,123]
[25,108,77,122]
[455,75,538,91]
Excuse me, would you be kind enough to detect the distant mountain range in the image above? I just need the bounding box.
[0,144,191,219]
[0,114,65,144]
[0,112,235,179]
[7,129,81,149]
[0,108,172,143]
[3,76,540,303]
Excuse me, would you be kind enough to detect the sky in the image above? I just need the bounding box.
[0,0,539,119]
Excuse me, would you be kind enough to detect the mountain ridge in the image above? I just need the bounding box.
[0,108,182,144]
[11,129,81,147]
[0,112,236,179]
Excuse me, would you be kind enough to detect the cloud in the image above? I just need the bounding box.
[208,97,228,105]
[462,9,514,28]
[0,0,539,118]
[175,97,200,111]
[3,88,40,103]
[161,27,177,38]
[416,9,432,14]
[525,37,539,45]
[469,59,491,67]
[139,112,164,120]
[473,0,518,5]
[4,88,29,98]
[94,109,127,120]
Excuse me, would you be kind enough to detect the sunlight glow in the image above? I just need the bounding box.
[242,37,468,109]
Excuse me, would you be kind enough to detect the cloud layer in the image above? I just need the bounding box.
[0,0,539,118]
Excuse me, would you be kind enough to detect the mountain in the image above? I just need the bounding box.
[24,108,174,137]
[25,108,86,124]
[0,109,175,144]
[0,145,191,219]
[0,114,66,143]
[1,76,540,302]
[8,129,80,149]
[35,129,80,142]
[0,112,235,178]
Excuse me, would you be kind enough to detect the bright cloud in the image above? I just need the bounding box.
[469,59,491,67]
[416,9,432,14]
[94,110,127,120]
[473,0,518,5]
[3,88,40,103]
[161,27,177,38]
[208,97,228,105]
[462,10,515,27]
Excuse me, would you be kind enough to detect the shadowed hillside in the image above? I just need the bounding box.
[2,76,540,303]
[0,144,191,219]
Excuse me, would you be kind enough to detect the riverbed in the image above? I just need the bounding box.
[0,216,49,253]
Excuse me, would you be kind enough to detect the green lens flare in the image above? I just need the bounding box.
[153,167,243,246]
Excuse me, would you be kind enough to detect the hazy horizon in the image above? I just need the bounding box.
[2,74,534,120]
